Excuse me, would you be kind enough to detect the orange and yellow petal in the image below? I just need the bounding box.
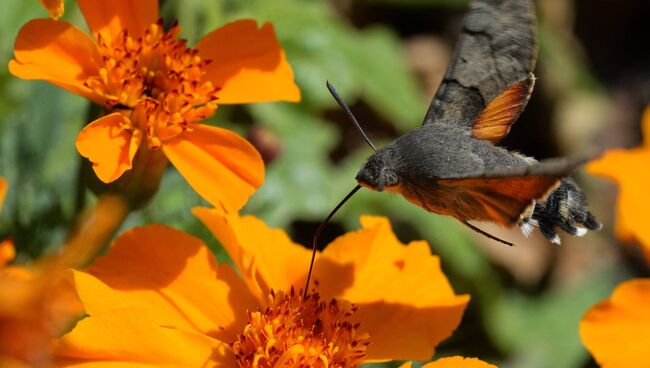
[400,357,497,368]
[162,124,264,213]
[318,216,469,361]
[580,278,650,368]
[196,20,300,104]
[587,107,650,261]
[43,271,84,335]
[76,113,141,183]
[74,224,256,343]
[38,0,64,19]
[55,307,233,367]
[193,208,312,301]
[77,0,158,41]
[9,19,103,104]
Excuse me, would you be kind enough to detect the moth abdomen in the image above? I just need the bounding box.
[521,178,602,245]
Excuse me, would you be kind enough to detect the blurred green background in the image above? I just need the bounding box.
[1,0,649,367]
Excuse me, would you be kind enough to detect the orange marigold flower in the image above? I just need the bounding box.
[583,109,650,368]
[54,211,469,366]
[0,247,81,367]
[580,279,650,368]
[10,0,300,212]
[38,0,64,19]
[587,107,650,262]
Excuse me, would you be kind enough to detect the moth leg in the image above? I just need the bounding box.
[523,178,602,244]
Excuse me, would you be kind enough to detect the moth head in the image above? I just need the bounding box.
[356,151,399,192]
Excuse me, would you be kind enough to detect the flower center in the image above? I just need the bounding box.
[85,21,219,147]
[232,290,370,368]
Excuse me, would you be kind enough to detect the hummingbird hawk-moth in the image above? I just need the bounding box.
[304,0,601,296]
[343,0,600,244]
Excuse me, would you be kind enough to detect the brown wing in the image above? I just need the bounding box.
[437,176,559,226]
[434,156,592,226]
[471,75,535,143]
[423,0,537,131]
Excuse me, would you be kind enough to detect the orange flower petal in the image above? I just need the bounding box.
[0,357,31,367]
[0,263,81,364]
[580,278,650,368]
[423,357,497,368]
[400,357,497,368]
[0,240,15,268]
[44,271,84,336]
[587,107,650,262]
[0,177,7,212]
[75,113,141,183]
[55,307,233,367]
[196,20,300,104]
[162,124,264,213]
[9,19,103,104]
[38,0,64,19]
[77,0,158,41]
[74,224,257,343]
[193,207,311,301]
[318,216,470,361]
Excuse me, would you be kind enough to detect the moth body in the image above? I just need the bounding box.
[357,125,531,220]
[348,0,601,244]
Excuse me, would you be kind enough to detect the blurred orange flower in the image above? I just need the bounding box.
[54,211,469,366]
[10,0,300,212]
[400,357,496,368]
[38,0,64,19]
[581,108,650,368]
[0,244,81,367]
[580,279,650,368]
[0,179,82,367]
[587,107,650,261]
[0,177,6,211]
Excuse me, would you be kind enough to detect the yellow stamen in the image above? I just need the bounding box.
[232,289,370,368]
[83,22,220,148]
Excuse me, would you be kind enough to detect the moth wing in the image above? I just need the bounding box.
[423,0,537,132]
[437,176,558,226]
[471,75,535,143]
[437,157,589,226]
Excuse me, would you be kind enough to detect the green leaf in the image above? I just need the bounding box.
[487,267,627,368]
[336,26,426,131]
[244,103,342,226]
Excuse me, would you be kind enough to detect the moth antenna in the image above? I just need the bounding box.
[326,81,377,152]
[303,185,362,299]
[463,221,514,247]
